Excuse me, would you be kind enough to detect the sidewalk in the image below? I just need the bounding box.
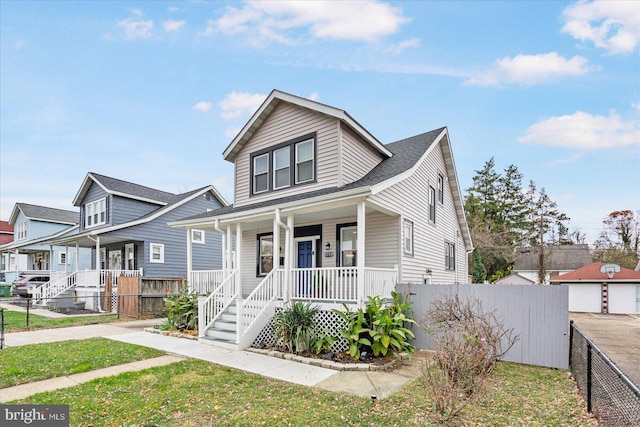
[2,320,421,402]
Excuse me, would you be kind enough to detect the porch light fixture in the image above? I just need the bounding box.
[325,242,331,250]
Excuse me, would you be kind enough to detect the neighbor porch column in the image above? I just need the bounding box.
[272,215,280,297]
[357,201,366,305]
[64,244,69,273]
[75,242,80,272]
[285,214,294,301]
[235,222,242,297]
[186,228,192,286]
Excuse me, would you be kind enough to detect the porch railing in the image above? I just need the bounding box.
[198,270,238,337]
[289,267,359,302]
[364,267,398,301]
[189,270,225,294]
[74,269,142,287]
[33,271,77,305]
[239,269,285,336]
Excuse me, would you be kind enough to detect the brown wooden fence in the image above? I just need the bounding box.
[116,277,185,318]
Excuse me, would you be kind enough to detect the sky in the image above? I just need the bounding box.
[1,0,639,245]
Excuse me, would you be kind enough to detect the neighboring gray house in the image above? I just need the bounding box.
[170,89,473,349]
[494,273,536,285]
[513,244,592,284]
[0,203,91,283]
[44,172,228,309]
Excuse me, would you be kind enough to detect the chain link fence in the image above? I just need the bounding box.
[569,321,640,426]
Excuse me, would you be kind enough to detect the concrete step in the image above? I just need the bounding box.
[198,336,240,350]
[205,327,236,341]
[212,319,236,331]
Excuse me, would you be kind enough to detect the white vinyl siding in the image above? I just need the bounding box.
[341,126,384,184]
[234,102,339,208]
[370,141,469,284]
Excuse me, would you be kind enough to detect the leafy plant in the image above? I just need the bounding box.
[312,330,337,355]
[273,301,319,354]
[333,305,371,359]
[160,287,200,332]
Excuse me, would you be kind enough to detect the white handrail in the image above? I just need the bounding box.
[189,270,225,294]
[33,271,77,305]
[198,270,238,337]
[239,268,284,335]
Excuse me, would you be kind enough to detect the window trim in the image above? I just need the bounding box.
[257,233,274,277]
[250,132,317,196]
[445,241,456,271]
[85,197,107,229]
[16,222,27,240]
[191,229,205,244]
[438,173,444,204]
[403,219,414,256]
[429,186,436,223]
[58,251,67,265]
[149,243,164,264]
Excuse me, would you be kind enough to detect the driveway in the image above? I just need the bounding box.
[569,312,640,387]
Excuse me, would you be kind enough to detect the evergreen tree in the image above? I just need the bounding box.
[470,249,487,284]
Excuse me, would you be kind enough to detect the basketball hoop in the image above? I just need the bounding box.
[600,263,620,279]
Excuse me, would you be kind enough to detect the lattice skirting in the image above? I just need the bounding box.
[251,309,349,353]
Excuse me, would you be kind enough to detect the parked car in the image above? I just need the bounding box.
[11,274,50,297]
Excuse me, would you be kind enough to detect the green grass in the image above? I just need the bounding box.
[1,309,119,332]
[14,359,597,426]
[0,338,164,388]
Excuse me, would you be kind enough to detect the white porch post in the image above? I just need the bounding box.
[357,201,366,305]
[285,214,294,302]
[272,215,280,297]
[186,227,192,286]
[48,246,53,273]
[75,243,79,272]
[95,237,100,272]
[64,244,69,273]
[235,223,242,297]
[226,224,232,272]
[14,249,19,274]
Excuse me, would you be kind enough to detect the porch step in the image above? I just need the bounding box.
[201,301,240,349]
[198,335,240,351]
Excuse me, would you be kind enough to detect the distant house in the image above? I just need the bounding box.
[513,244,592,284]
[0,221,13,245]
[494,273,536,285]
[0,203,89,283]
[550,262,640,314]
[44,172,228,310]
[170,89,473,349]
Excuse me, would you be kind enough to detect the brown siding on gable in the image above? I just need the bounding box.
[370,141,469,284]
[233,102,340,208]
[341,125,384,185]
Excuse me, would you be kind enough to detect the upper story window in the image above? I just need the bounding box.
[429,186,436,223]
[16,222,27,240]
[250,133,316,196]
[192,229,205,244]
[438,173,444,204]
[445,241,456,270]
[85,197,107,228]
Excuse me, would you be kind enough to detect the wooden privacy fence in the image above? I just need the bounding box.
[396,283,569,369]
[117,277,185,318]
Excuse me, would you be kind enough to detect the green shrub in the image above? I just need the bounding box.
[159,288,200,332]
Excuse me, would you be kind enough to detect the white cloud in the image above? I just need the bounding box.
[163,20,186,32]
[224,126,243,138]
[465,52,591,86]
[519,110,640,150]
[308,92,320,101]
[192,101,213,113]
[384,37,420,54]
[218,91,267,120]
[118,18,154,40]
[562,0,640,55]
[206,0,409,45]
[130,8,144,17]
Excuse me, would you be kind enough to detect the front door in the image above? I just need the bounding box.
[297,240,314,297]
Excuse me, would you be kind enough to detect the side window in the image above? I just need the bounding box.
[438,173,444,204]
[429,186,436,223]
[403,220,414,256]
[253,153,269,194]
[150,243,164,263]
[257,234,273,276]
[338,224,357,267]
[445,241,455,270]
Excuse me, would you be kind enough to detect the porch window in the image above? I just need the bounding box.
[150,243,164,263]
[125,243,135,270]
[253,153,269,194]
[438,173,444,204]
[192,229,205,244]
[339,226,357,267]
[445,241,455,270]
[58,252,67,265]
[16,222,27,240]
[403,220,414,256]
[85,197,107,228]
[429,186,436,223]
[295,139,314,184]
[258,234,273,276]
[273,147,290,189]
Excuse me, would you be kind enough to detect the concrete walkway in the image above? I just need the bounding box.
[2,319,421,402]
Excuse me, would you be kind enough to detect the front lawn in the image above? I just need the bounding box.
[1,309,118,332]
[15,359,597,426]
[0,338,164,388]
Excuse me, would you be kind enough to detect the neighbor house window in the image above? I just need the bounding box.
[258,234,273,276]
[250,133,316,195]
[438,173,444,204]
[150,243,164,263]
[339,225,357,267]
[429,186,436,223]
[85,197,107,228]
[16,222,27,240]
[403,220,414,256]
[58,252,67,265]
[191,229,205,244]
[445,241,455,270]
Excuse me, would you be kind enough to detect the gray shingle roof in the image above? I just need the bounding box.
[514,244,593,271]
[178,127,445,222]
[90,173,177,204]
[16,203,78,225]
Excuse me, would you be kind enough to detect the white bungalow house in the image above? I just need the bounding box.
[170,89,473,349]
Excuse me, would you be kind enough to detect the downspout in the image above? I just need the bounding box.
[214,219,226,275]
[87,235,105,313]
[275,209,291,302]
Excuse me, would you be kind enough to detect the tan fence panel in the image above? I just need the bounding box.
[118,276,140,318]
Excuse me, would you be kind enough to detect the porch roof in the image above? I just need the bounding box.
[172,127,445,225]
